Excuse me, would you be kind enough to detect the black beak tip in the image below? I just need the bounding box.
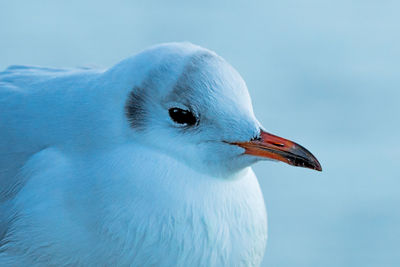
[313,161,323,172]
[290,157,322,172]
[289,144,322,172]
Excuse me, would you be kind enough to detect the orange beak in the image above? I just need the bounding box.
[231,129,322,171]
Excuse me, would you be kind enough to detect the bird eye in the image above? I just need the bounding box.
[168,108,197,126]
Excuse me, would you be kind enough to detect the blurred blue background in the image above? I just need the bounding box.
[1,1,399,266]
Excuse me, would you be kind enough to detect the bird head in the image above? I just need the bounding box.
[118,43,321,177]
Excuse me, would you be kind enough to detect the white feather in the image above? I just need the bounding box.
[0,43,267,266]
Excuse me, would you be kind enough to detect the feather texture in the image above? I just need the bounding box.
[0,43,268,266]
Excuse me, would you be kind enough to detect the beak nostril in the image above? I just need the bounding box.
[272,143,285,147]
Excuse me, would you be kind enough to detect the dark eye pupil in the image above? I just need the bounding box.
[169,108,197,126]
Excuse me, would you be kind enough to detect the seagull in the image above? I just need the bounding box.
[0,42,321,266]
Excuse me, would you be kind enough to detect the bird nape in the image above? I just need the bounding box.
[0,42,321,267]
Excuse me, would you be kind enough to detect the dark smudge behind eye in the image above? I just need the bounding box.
[125,51,219,131]
[125,86,148,130]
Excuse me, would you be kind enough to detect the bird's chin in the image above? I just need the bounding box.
[209,154,260,177]
[182,142,262,178]
[234,154,263,167]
